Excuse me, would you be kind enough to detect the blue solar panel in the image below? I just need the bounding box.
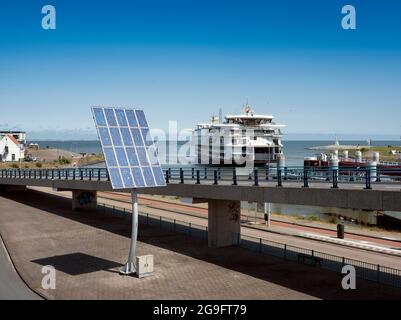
[109,127,123,146]
[99,128,112,146]
[141,128,153,146]
[120,168,135,188]
[104,148,118,167]
[135,110,148,127]
[109,168,123,189]
[125,148,139,166]
[130,128,144,146]
[93,108,107,126]
[131,167,145,187]
[115,147,129,167]
[152,166,165,185]
[104,108,118,126]
[92,106,166,190]
[125,110,138,127]
[115,109,128,126]
[142,167,155,186]
[120,128,133,146]
[136,147,149,166]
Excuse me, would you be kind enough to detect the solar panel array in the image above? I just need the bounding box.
[92,107,166,189]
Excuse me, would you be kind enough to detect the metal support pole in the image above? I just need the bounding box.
[277,169,282,187]
[165,170,169,184]
[179,168,184,183]
[196,170,200,184]
[213,170,218,185]
[253,168,259,186]
[120,189,138,276]
[365,169,372,190]
[264,202,271,227]
[332,169,339,189]
[232,167,237,186]
[303,168,309,188]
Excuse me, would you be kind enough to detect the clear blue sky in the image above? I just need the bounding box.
[0,0,400,140]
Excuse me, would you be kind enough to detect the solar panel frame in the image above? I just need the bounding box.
[92,107,166,190]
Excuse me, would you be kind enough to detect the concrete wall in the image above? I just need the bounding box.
[208,200,241,247]
[71,190,97,211]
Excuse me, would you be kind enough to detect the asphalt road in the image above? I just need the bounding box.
[0,237,41,300]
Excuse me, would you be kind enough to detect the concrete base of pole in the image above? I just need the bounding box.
[120,262,136,276]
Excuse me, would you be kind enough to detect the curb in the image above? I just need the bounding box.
[0,231,49,300]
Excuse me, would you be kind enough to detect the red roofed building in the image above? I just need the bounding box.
[0,134,25,162]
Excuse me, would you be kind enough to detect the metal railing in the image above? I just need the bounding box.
[232,233,401,289]
[1,165,401,190]
[96,201,401,289]
[96,202,208,241]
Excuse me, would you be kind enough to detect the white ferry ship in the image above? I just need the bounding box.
[192,105,285,166]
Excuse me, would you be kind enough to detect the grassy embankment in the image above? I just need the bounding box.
[348,145,401,162]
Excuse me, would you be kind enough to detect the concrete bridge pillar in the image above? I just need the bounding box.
[208,200,241,247]
[72,190,97,211]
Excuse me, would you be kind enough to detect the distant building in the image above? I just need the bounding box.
[0,131,26,145]
[0,134,25,162]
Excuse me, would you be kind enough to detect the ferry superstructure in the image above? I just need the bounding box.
[192,105,285,166]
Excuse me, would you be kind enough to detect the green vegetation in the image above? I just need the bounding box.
[57,156,71,165]
[349,145,401,162]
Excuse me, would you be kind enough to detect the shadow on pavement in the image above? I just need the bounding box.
[31,252,121,276]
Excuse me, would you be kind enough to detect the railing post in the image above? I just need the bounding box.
[80,170,83,181]
[218,167,221,180]
[284,166,288,181]
[365,168,371,190]
[106,170,110,181]
[332,169,338,189]
[191,167,195,180]
[204,167,207,180]
[232,167,237,186]
[259,238,262,253]
[213,170,218,185]
[253,168,259,186]
[376,167,381,182]
[303,168,309,188]
[34,170,36,179]
[58,170,61,180]
[196,170,200,184]
[65,169,69,180]
[98,169,101,181]
[265,164,269,180]
[165,170,170,184]
[277,168,282,187]
[89,170,92,181]
[179,168,184,184]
